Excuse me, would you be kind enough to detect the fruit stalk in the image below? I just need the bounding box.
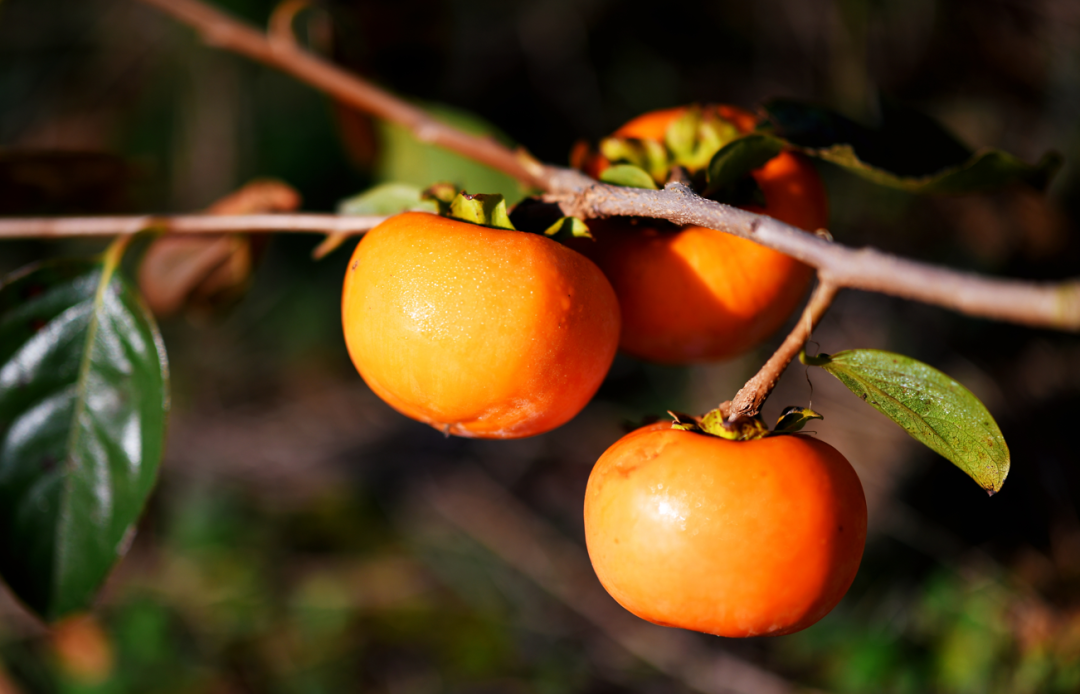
[727,279,839,420]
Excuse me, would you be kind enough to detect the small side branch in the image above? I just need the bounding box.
[728,280,839,420]
[0,214,387,239]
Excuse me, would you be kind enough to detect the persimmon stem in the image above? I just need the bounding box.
[0,214,386,238]
[728,280,839,421]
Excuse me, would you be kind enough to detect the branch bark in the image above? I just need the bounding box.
[0,1,1017,334]
[543,178,1080,332]
[728,280,839,419]
[0,214,386,239]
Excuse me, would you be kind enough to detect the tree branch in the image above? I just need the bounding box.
[12,0,1037,334]
[134,0,542,187]
[0,214,386,239]
[543,178,1080,332]
[728,280,839,419]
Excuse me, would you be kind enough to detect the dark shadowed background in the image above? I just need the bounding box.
[2,0,1080,692]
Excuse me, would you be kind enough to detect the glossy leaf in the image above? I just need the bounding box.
[805,349,1009,493]
[337,182,438,216]
[0,249,169,620]
[762,98,1061,193]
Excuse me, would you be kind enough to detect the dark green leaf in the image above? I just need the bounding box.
[599,164,659,190]
[337,182,438,216]
[762,98,1060,193]
[807,349,1008,493]
[0,248,169,620]
[704,133,786,196]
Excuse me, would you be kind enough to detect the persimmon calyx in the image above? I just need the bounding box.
[666,405,823,441]
[447,192,516,230]
[596,106,745,189]
[543,216,593,241]
[665,106,741,172]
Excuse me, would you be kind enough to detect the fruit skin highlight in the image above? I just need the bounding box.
[342,211,620,439]
[578,105,829,364]
[584,424,867,637]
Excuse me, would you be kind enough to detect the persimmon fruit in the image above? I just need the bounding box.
[577,105,829,363]
[341,211,620,438]
[584,423,867,637]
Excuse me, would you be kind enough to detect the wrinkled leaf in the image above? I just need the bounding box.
[337,182,438,216]
[806,349,1008,493]
[0,247,169,620]
[763,98,1060,193]
[599,164,659,189]
[704,133,786,196]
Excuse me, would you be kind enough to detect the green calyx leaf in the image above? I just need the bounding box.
[704,133,786,197]
[762,98,1061,193]
[448,192,516,230]
[0,244,170,621]
[771,406,824,434]
[599,164,659,190]
[600,137,670,183]
[337,182,439,216]
[543,216,593,241]
[667,408,769,441]
[807,349,1009,494]
[665,107,742,173]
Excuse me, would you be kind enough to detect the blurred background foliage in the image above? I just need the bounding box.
[2,0,1080,692]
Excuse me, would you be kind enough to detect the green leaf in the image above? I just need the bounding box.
[376,102,526,204]
[0,247,169,621]
[762,98,1061,193]
[448,193,515,230]
[599,164,659,190]
[337,182,438,216]
[807,349,1009,494]
[704,133,786,196]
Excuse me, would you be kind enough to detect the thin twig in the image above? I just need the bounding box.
[728,280,839,420]
[134,0,542,187]
[0,214,387,239]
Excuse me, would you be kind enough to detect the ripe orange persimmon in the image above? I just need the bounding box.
[584,424,866,637]
[578,105,829,363]
[341,211,620,438]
